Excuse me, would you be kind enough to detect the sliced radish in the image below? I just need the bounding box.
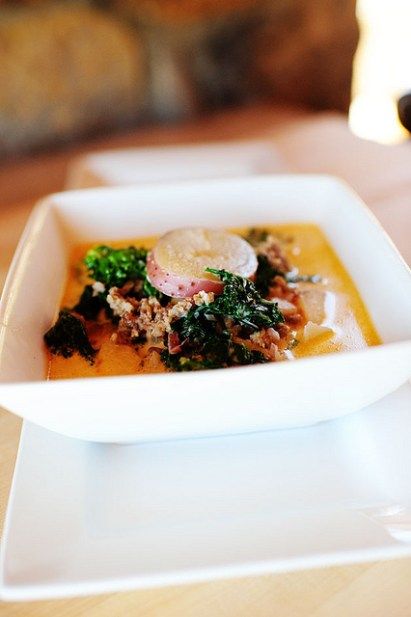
[147,252,223,297]
[147,227,258,298]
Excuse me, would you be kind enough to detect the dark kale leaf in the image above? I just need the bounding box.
[72,285,107,320]
[161,342,267,372]
[161,351,221,372]
[172,306,231,367]
[229,342,267,365]
[84,245,160,297]
[254,255,322,295]
[176,304,218,345]
[206,268,284,331]
[254,254,284,296]
[44,310,97,364]
[161,270,281,372]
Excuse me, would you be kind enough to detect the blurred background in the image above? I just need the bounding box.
[351,0,411,143]
[1,0,410,159]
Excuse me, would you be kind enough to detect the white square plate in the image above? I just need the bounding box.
[1,383,411,601]
[0,176,410,442]
[66,140,282,188]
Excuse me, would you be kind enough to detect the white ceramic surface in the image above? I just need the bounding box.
[66,140,281,188]
[0,176,410,442]
[1,384,411,601]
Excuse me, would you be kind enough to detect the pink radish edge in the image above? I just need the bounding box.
[146,251,224,298]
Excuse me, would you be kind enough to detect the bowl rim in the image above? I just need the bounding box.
[1,174,410,389]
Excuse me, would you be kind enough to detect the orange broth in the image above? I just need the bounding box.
[47,224,380,379]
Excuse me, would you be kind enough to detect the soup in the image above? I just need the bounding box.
[45,224,380,379]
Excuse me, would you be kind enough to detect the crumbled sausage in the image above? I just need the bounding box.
[193,291,215,306]
[255,235,291,274]
[107,287,135,317]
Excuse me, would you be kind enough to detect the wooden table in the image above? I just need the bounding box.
[1,106,411,616]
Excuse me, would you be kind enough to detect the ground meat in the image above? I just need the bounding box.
[107,287,136,317]
[285,313,305,326]
[230,326,284,362]
[248,327,284,360]
[256,235,291,274]
[115,295,193,346]
[250,327,280,346]
[133,297,170,342]
[266,273,306,334]
[115,311,141,344]
[193,291,215,306]
[92,281,105,296]
[268,275,299,303]
[277,322,291,338]
[167,299,193,320]
[254,235,306,330]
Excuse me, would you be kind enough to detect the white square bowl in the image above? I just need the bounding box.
[0,175,410,443]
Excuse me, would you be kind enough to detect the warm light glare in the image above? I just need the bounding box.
[349,0,411,143]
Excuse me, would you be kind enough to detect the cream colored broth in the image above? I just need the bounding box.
[267,224,380,357]
[47,225,380,379]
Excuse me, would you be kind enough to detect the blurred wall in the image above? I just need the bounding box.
[0,0,359,156]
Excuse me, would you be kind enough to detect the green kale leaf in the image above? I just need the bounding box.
[84,245,160,297]
[44,310,97,363]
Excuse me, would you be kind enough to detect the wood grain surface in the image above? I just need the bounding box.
[1,107,411,616]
